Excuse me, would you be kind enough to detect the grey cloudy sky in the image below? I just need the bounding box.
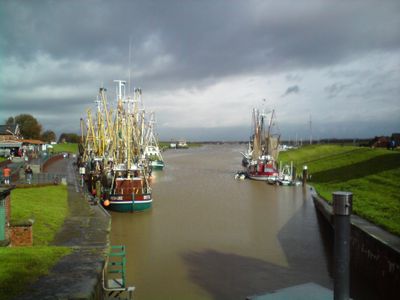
[0,0,399,141]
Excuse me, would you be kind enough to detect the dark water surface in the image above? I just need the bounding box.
[110,144,334,299]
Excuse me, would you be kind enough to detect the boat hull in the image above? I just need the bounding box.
[105,194,153,212]
[151,160,164,170]
[107,199,152,212]
[248,174,278,182]
[101,177,153,212]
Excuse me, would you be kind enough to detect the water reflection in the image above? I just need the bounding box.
[182,249,316,300]
[110,144,333,299]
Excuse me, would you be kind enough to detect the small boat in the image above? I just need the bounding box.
[277,162,294,186]
[234,171,247,180]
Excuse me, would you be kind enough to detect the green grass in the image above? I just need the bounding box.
[0,185,71,299]
[187,142,203,148]
[0,247,71,300]
[11,186,69,245]
[0,157,6,162]
[280,145,400,235]
[51,143,78,154]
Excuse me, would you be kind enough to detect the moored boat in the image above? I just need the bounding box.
[242,107,280,182]
[107,176,152,212]
[143,113,165,171]
[247,155,279,182]
[80,81,154,212]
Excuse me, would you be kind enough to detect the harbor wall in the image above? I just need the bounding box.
[311,189,400,298]
[42,153,64,172]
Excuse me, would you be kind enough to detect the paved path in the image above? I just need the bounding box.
[16,158,111,300]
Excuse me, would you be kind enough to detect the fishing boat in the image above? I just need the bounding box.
[277,162,294,185]
[80,81,153,212]
[242,108,280,182]
[106,165,152,212]
[143,112,165,170]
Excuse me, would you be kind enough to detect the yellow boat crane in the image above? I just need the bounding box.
[81,81,152,188]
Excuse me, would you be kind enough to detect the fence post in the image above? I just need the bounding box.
[333,191,352,300]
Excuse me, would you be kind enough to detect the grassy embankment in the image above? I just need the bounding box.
[0,157,6,163]
[51,143,78,154]
[0,186,71,299]
[279,145,400,235]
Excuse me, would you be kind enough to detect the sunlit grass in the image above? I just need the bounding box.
[11,186,69,245]
[51,143,78,154]
[0,185,71,299]
[0,246,71,300]
[280,145,400,235]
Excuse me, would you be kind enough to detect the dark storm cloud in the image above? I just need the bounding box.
[282,85,300,97]
[1,0,399,140]
[2,0,399,89]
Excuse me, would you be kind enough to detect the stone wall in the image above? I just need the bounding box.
[312,191,400,298]
[350,223,400,297]
[42,154,64,172]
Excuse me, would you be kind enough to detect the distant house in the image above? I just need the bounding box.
[0,125,22,157]
[369,136,390,148]
[391,133,400,147]
[0,124,21,141]
[0,125,45,158]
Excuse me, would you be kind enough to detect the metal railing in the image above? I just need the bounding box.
[18,173,64,185]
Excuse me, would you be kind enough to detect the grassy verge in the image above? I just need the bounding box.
[0,247,71,299]
[279,145,400,235]
[187,142,203,148]
[0,186,71,299]
[51,143,78,154]
[0,157,6,163]
[11,186,69,245]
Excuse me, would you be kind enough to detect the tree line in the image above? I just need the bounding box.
[5,114,80,143]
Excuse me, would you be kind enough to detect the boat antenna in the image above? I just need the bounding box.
[128,36,133,95]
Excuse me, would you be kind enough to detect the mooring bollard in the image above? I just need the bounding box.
[302,165,308,186]
[333,191,352,300]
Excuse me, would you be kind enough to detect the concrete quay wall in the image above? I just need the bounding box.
[311,188,400,298]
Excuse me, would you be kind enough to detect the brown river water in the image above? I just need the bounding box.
[109,144,376,299]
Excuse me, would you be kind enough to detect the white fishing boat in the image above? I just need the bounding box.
[143,112,164,170]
